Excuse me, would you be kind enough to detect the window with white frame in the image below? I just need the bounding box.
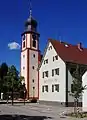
[71,84,74,93]
[42,85,48,92]
[53,55,58,61]
[55,68,59,75]
[52,84,59,92]
[55,55,58,60]
[42,86,44,92]
[52,69,54,76]
[45,71,48,77]
[52,68,59,76]
[42,72,44,78]
[42,71,48,78]
[44,59,48,64]
[52,85,54,92]
[45,85,48,92]
[55,84,59,92]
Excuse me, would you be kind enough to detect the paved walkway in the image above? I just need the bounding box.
[0,103,86,120]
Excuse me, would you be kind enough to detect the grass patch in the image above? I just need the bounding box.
[65,112,87,118]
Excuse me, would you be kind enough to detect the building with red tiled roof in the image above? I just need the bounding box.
[39,39,87,107]
[50,39,87,65]
[20,3,87,109]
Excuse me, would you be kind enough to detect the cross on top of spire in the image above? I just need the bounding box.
[29,0,32,18]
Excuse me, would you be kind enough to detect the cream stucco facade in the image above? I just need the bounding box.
[39,41,84,106]
[21,31,39,100]
[39,42,66,103]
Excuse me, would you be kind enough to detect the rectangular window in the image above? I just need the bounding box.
[55,55,58,60]
[53,55,58,61]
[53,57,54,61]
[71,84,74,93]
[44,61,45,64]
[42,72,44,78]
[33,40,36,48]
[52,69,54,76]
[45,85,48,92]
[52,85,54,92]
[42,86,44,92]
[45,59,48,64]
[23,41,25,48]
[55,84,59,92]
[55,68,59,75]
[45,71,48,77]
[44,59,48,64]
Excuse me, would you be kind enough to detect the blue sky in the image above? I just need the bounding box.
[0,0,87,71]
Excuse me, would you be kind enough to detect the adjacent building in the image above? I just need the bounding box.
[39,39,87,107]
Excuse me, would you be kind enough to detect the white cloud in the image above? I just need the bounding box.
[8,42,21,50]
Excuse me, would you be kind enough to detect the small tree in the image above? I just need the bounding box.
[70,64,86,114]
[0,63,8,94]
[4,65,24,100]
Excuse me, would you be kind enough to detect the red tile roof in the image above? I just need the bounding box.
[49,39,87,65]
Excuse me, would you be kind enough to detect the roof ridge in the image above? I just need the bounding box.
[49,38,87,49]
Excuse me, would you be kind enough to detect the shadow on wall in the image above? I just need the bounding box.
[0,115,52,120]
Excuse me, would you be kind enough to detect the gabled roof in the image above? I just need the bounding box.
[49,39,87,65]
[38,40,51,69]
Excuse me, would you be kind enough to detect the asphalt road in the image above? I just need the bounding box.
[0,103,85,120]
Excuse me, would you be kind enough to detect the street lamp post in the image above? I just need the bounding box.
[12,87,13,105]
[24,88,25,105]
[12,78,14,106]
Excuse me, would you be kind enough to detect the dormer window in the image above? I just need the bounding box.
[33,40,36,48]
[65,44,68,47]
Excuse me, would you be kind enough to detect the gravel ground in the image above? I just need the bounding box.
[0,103,86,120]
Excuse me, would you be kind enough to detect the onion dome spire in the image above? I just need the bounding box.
[25,0,37,32]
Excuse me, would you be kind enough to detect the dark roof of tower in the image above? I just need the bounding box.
[25,16,37,28]
[25,4,37,28]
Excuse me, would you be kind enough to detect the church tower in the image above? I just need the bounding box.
[21,4,40,100]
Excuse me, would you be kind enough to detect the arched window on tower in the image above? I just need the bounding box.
[23,41,25,48]
[33,40,36,48]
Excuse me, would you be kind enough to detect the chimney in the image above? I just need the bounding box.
[77,42,83,51]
